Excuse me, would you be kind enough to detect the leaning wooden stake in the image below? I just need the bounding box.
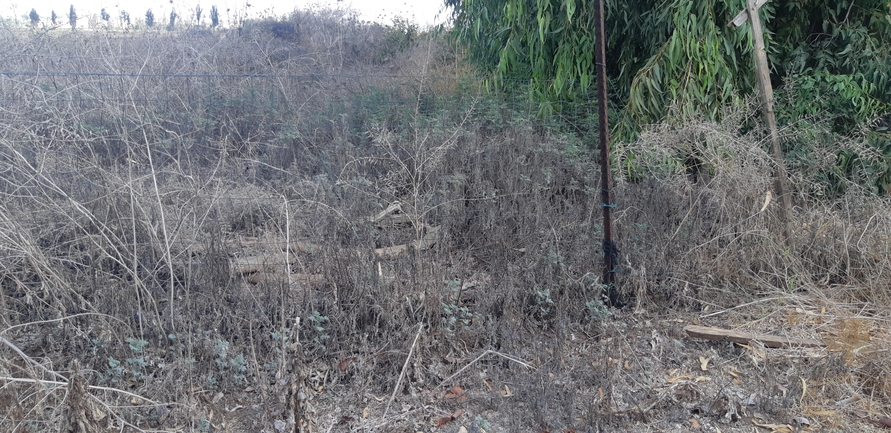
[731,0,794,248]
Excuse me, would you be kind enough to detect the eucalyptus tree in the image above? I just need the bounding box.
[447,0,891,134]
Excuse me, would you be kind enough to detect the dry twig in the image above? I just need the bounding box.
[384,323,423,417]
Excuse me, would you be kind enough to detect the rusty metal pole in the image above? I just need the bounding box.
[593,0,619,307]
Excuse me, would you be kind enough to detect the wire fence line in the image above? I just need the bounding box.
[1,71,358,112]
[0,66,603,259]
[0,70,597,121]
[0,68,603,203]
[0,71,442,79]
[0,67,602,259]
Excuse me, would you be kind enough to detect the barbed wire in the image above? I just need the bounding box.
[0,69,596,85]
[0,71,446,80]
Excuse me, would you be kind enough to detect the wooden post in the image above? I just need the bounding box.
[684,325,825,349]
[730,0,794,248]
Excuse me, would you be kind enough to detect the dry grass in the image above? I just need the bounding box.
[0,12,890,432]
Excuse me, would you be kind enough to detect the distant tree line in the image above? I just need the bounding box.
[19,3,225,30]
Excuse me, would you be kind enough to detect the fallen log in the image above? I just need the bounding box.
[188,238,323,255]
[242,271,324,286]
[684,325,825,349]
[233,254,289,274]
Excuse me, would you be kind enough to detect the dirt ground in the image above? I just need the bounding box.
[177,299,889,433]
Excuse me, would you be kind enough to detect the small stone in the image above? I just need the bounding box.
[274,419,287,432]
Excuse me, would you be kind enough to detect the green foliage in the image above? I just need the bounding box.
[761,1,891,196]
[308,311,329,332]
[447,0,597,116]
[770,0,891,104]
[448,0,891,137]
[307,311,330,352]
[442,279,474,334]
[379,17,419,62]
[441,301,473,333]
[777,66,891,196]
[198,417,211,432]
[533,289,554,317]
[345,86,416,141]
[780,70,891,133]
[448,0,750,127]
[621,1,745,132]
[212,339,248,382]
[785,122,891,196]
[124,338,150,380]
[105,357,125,381]
[128,337,149,353]
[102,337,151,384]
[475,415,491,430]
[585,280,611,322]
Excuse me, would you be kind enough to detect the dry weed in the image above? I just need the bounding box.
[0,17,889,432]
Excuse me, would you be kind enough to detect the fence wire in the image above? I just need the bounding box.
[0,70,597,126]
